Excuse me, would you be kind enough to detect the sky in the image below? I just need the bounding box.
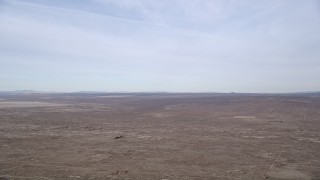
[0,0,320,92]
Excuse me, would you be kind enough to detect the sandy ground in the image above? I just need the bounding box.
[0,101,64,108]
[0,93,320,179]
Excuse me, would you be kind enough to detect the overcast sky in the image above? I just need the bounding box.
[0,0,319,92]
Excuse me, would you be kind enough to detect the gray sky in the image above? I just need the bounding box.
[0,0,320,92]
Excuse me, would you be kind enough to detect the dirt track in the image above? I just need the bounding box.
[0,93,320,179]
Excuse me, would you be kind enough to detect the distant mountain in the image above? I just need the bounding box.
[14,90,43,93]
[72,91,108,94]
[0,90,46,94]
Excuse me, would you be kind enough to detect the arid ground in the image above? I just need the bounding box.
[0,93,320,180]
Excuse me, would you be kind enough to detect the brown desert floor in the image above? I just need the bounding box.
[0,93,320,179]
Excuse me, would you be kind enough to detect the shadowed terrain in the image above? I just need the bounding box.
[0,93,320,179]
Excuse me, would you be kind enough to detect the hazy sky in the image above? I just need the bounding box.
[0,0,319,92]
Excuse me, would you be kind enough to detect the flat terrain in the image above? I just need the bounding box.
[0,93,320,179]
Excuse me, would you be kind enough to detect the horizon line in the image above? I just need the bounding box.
[1,90,320,94]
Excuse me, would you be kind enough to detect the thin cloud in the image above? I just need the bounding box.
[0,0,319,92]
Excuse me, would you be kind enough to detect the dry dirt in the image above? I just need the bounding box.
[0,93,320,179]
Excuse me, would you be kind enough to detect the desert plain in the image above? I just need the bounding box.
[0,93,320,179]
